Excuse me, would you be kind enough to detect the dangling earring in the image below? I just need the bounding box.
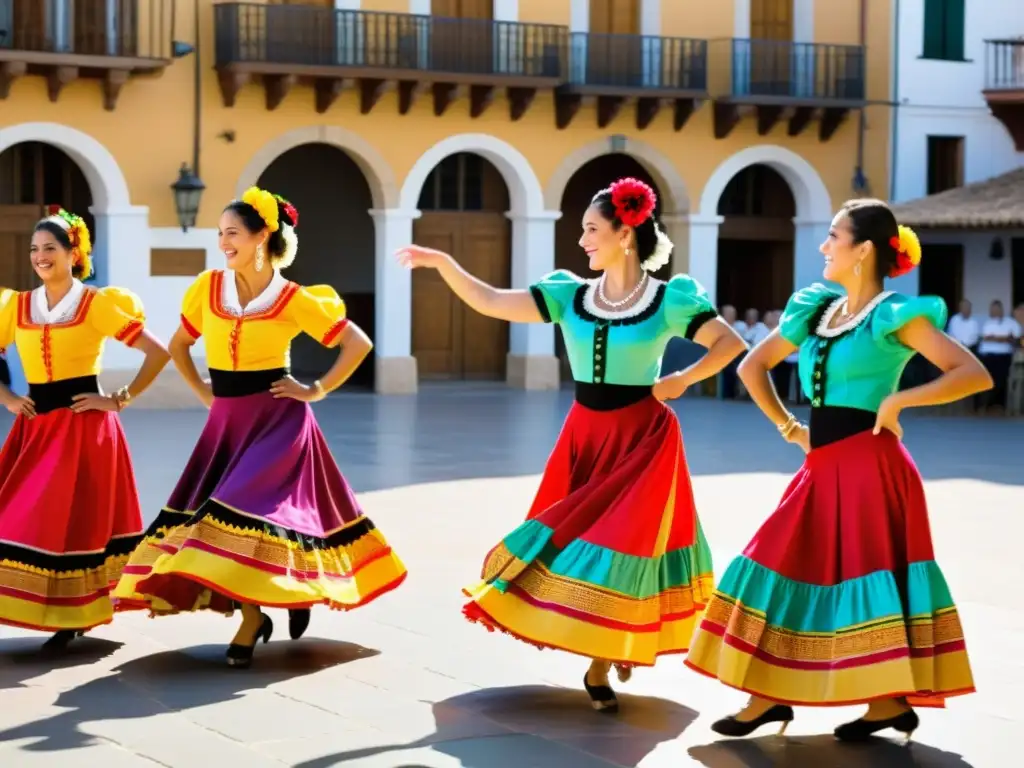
[624,247,632,256]
[255,244,265,272]
[854,261,862,277]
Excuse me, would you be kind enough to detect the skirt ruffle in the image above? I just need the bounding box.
[0,409,144,631]
[463,396,714,666]
[113,392,406,615]
[685,430,975,707]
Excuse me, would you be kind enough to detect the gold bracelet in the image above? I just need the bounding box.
[114,386,132,411]
[777,414,798,438]
[312,380,326,400]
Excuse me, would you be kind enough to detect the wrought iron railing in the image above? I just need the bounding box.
[566,32,707,91]
[0,0,171,59]
[214,3,567,79]
[984,39,1024,90]
[709,39,865,101]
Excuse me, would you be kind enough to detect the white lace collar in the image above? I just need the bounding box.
[815,290,894,338]
[221,269,288,316]
[581,276,663,321]
[32,279,86,325]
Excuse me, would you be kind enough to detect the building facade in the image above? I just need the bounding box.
[890,0,1024,310]
[0,0,891,399]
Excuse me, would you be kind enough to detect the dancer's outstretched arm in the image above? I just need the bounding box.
[396,245,543,324]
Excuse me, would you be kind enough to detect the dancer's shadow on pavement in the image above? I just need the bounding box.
[688,734,976,768]
[294,684,698,768]
[0,635,122,690]
[0,638,377,753]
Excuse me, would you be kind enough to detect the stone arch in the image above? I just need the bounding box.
[237,125,398,210]
[398,133,545,216]
[0,122,131,212]
[698,144,832,221]
[543,136,692,214]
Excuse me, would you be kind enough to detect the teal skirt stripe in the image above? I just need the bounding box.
[497,518,713,600]
[715,556,957,634]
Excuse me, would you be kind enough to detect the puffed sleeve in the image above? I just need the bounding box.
[291,285,348,346]
[779,284,840,346]
[529,269,584,324]
[180,270,213,339]
[0,288,16,349]
[871,294,948,344]
[663,274,717,340]
[89,286,146,345]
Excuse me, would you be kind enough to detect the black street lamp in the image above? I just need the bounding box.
[171,163,205,232]
[170,0,204,232]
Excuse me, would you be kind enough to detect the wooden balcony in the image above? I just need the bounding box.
[214,3,567,118]
[983,39,1024,151]
[0,0,172,109]
[557,32,707,130]
[709,39,866,141]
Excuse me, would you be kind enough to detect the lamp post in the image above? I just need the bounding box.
[171,163,205,232]
[170,0,203,231]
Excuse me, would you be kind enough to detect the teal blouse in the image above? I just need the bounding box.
[530,269,718,386]
[780,283,948,412]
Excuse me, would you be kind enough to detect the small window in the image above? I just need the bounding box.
[926,136,964,194]
[417,153,485,211]
[922,0,965,61]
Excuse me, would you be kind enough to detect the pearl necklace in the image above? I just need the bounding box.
[598,273,648,309]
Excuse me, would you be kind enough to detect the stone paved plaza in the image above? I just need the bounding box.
[1,387,1021,767]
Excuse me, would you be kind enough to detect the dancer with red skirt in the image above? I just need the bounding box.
[0,208,171,650]
[686,199,992,741]
[397,178,746,712]
[113,187,407,668]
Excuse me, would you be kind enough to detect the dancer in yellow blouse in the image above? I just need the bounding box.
[114,188,407,668]
[0,207,170,650]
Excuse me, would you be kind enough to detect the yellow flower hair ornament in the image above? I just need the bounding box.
[45,206,93,278]
[241,186,280,232]
[888,224,921,278]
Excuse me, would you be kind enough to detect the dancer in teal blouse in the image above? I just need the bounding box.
[397,177,746,713]
[686,198,992,741]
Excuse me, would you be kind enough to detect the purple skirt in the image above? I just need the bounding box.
[113,392,407,615]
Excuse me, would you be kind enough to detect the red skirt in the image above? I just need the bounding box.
[0,409,144,632]
[463,396,714,665]
[686,430,975,707]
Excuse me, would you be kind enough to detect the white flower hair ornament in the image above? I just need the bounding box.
[277,223,299,270]
[640,223,673,272]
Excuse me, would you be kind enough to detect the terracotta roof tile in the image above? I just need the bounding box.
[890,166,1024,228]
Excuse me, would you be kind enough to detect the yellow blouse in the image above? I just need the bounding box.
[181,269,348,371]
[0,285,145,384]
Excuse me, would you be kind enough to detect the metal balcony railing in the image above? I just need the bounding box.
[709,39,865,101]
[984,38,1024,91]
[565,32,707,92]
[0,0,171,59]
[214,3,568,80]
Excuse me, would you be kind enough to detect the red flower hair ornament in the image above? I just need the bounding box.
[609,177,657,228]
[272,194,299,228]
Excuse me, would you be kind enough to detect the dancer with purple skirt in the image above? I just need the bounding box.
[114,187,407,668]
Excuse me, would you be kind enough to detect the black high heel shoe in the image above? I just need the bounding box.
[41,630,84,653]
[288,609,311,640]
[711,704,795,737]
[225,613,274,669]
[583,672,619,714]
[834,709,919,743]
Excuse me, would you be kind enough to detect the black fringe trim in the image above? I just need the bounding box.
[0,533,144,573]
[685,309,719,341]
[572,283,666,327]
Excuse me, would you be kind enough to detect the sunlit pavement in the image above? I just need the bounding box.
[1,386,1020,767]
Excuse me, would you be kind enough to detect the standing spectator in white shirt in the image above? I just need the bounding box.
[978,300,1022,410]
[718,305,745,399]
[743,308,770,347]
[947,299,980,352]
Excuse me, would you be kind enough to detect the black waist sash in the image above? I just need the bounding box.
[209,368,288,398]
[574,382,653,411]
[28,375,100,414]
[809,405,877,449]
